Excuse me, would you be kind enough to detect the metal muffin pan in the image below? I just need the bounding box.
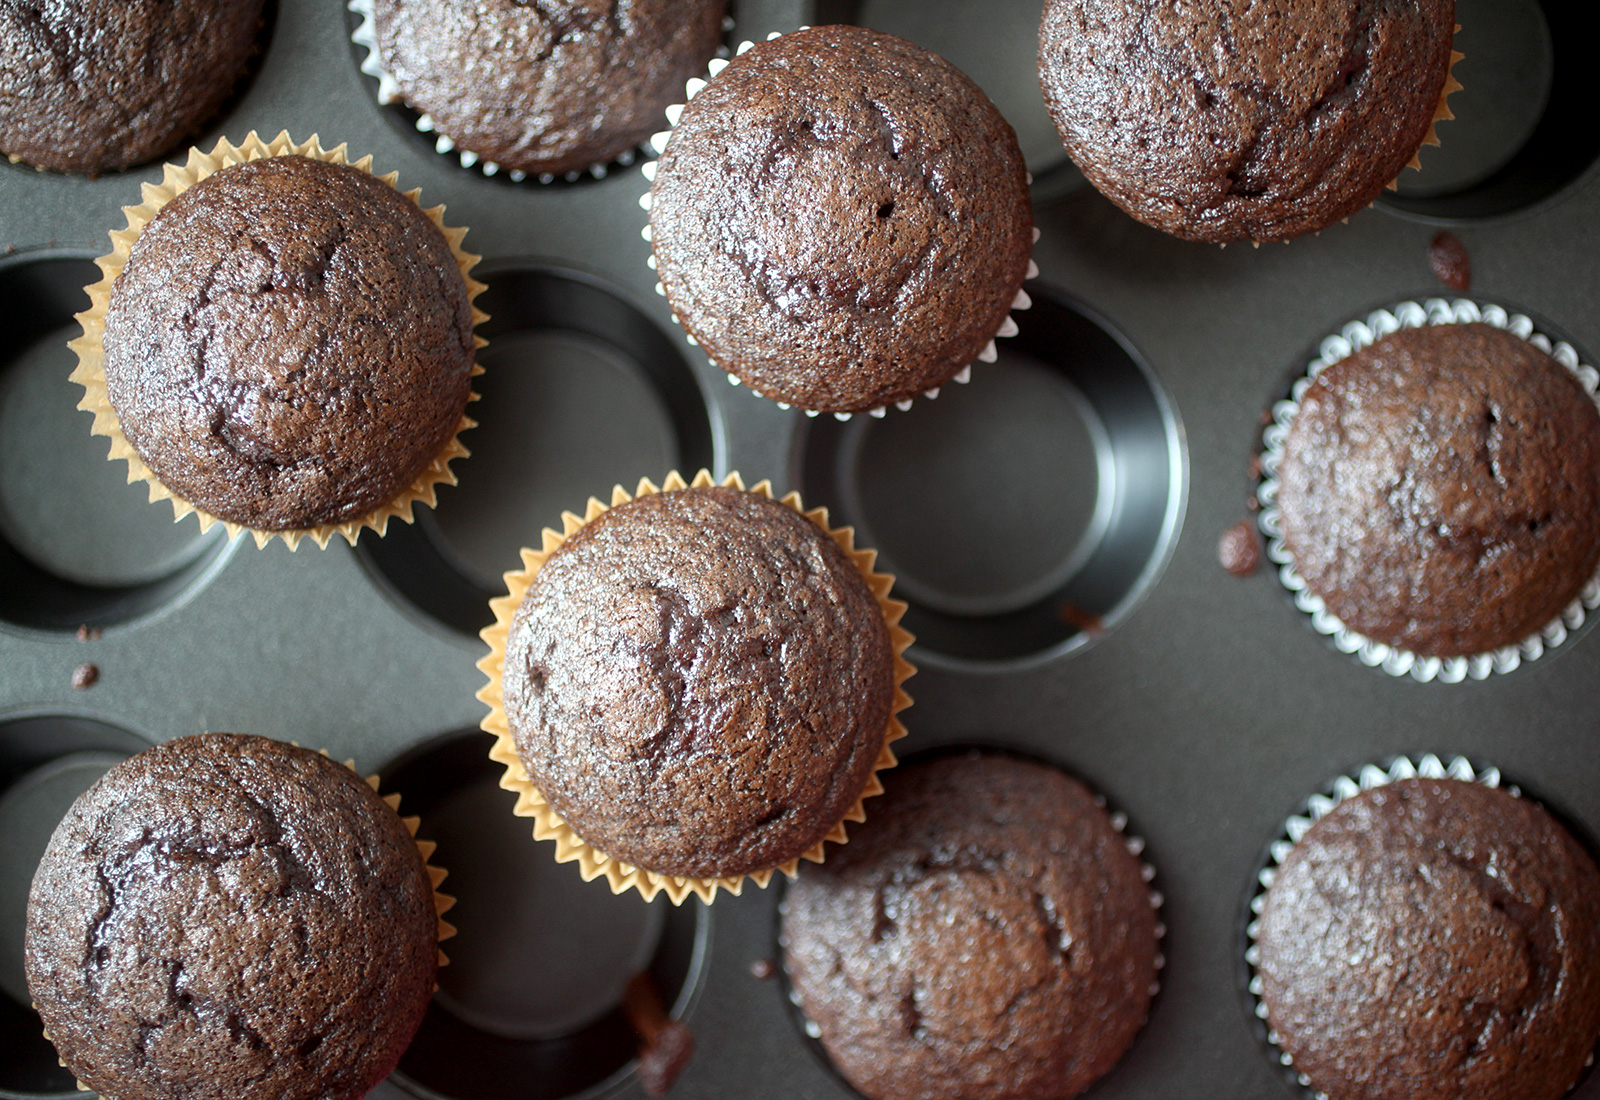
[1,0,1598,1097]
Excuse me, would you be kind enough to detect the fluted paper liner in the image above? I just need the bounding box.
[476,469,916,905]
[38,747,457,1092]
[1258,298,1600,683]
[639,29,1039,420]
[68,130,488,551]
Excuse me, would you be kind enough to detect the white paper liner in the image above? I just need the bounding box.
[777,765,1166,1042]
[348,0,734,184]
[1257,298,1600,683]
[1240,754,1600,1099]
[638,29,1040,420]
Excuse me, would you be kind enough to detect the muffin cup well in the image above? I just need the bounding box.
[347,0,734,185]
[1241,754,1598,1099]
[68,130,488,551]
[1257,297,1600,682]
[475,468,916,905]
[638,29,1039,421]
[35,747,457,1090]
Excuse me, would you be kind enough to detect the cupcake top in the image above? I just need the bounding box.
[1275,322,1600,657]
[0,0,265,175]
[782,754,1158,1100]
[648,25,1034,414]
[502,484,895,879]
[25,733,440,1100]
[101,154,477,531]
[371,0,725,176]
[1039,0,1456,243]
[1256,777,1600,1100]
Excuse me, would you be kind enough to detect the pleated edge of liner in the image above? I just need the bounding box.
[775,777,1168,1041]
[38,748,457,1094]
[474,468,917,906]
[347,0,735,184]
[1256,297,1600,683]
[1241,754,1598,1099]
[636,27,1039,420]
[68,129,488,552]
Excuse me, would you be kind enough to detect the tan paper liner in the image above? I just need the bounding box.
[68,130,489,550]
[476,469,916,905]
[638,29,1039,419]
[41,749,457,1092]
[1391,35,1466,186]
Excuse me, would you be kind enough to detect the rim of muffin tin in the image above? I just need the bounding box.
[638,28,1040,420]
[346,0,736,185]
[773,746,1166,1089]
[1256,297,1600,683]
[1239,753,1600,1100]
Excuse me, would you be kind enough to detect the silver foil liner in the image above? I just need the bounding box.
[638,30,1039,420]
[348,0,732,184]
[1257,298,1600,683]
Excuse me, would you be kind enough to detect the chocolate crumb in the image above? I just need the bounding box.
[1219,522,1262,577]
[1057,602,1105,636]
[624,971,695,1096]
[749,959,776,980]
[75,624,102,642]
[72,663,98,690]
[1248,454,1262,481]
[1246,494,1259,513]
[1259,408,1274,427]
[1429,231,1471,292]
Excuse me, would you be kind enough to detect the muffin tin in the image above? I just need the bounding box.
[1,0,1597,1097]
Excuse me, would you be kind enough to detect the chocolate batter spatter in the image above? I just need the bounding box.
[0,0,265,174]
[503,486,895,878]
[1258,779,1600,1100]
[649,25,1033,413]
[1277,323,1600,657]
[782,756,1158,1100]
[25,734,439,1100]
[1039,0,1456,243]
[102,155,476,530]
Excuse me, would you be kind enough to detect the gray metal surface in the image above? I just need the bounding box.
[1,0,1597,1098]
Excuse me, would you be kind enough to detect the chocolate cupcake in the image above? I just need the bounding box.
[1250,760,1600,1100]
[1039,0,1461,243]
[25,733,446,1100]
[478,470,915,904]
[645,25,1035,416]
[360,0,726,179]
[782,754,1161,1100]
[1261,302,1600,678]
[0,0,266,175]
[71,132,486,549]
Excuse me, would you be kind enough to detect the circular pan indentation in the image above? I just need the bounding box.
[380,732,709,1100]
[816,0,1084,202]
[1381,0,1594,222]
[0,714,150,1100]
[0,254,234,635]
[356,263,718,637]
[798,284,1184,671]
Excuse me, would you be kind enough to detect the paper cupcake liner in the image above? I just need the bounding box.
[1388,35,1465,188]
[348,0,735,185]
[475,468,916,905]
[1257,297,1600,683]
[38,749,456,1091]
[1242,754,1600,1099]
[777,762,1166,1038]
[638,29,1039,420]
[68,130,488,551]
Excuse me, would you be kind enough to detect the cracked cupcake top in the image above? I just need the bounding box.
[372,0,725,176]
[1257,778,1600,1100]
[648,25,1033,414]
[101,154,476,530]
[24,733,439,1100]
[1039,0,1456,243]
[0,0,265,174]
[502,485,895,879]
[1276,322,1600,657]
[781,755,1157,1100]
